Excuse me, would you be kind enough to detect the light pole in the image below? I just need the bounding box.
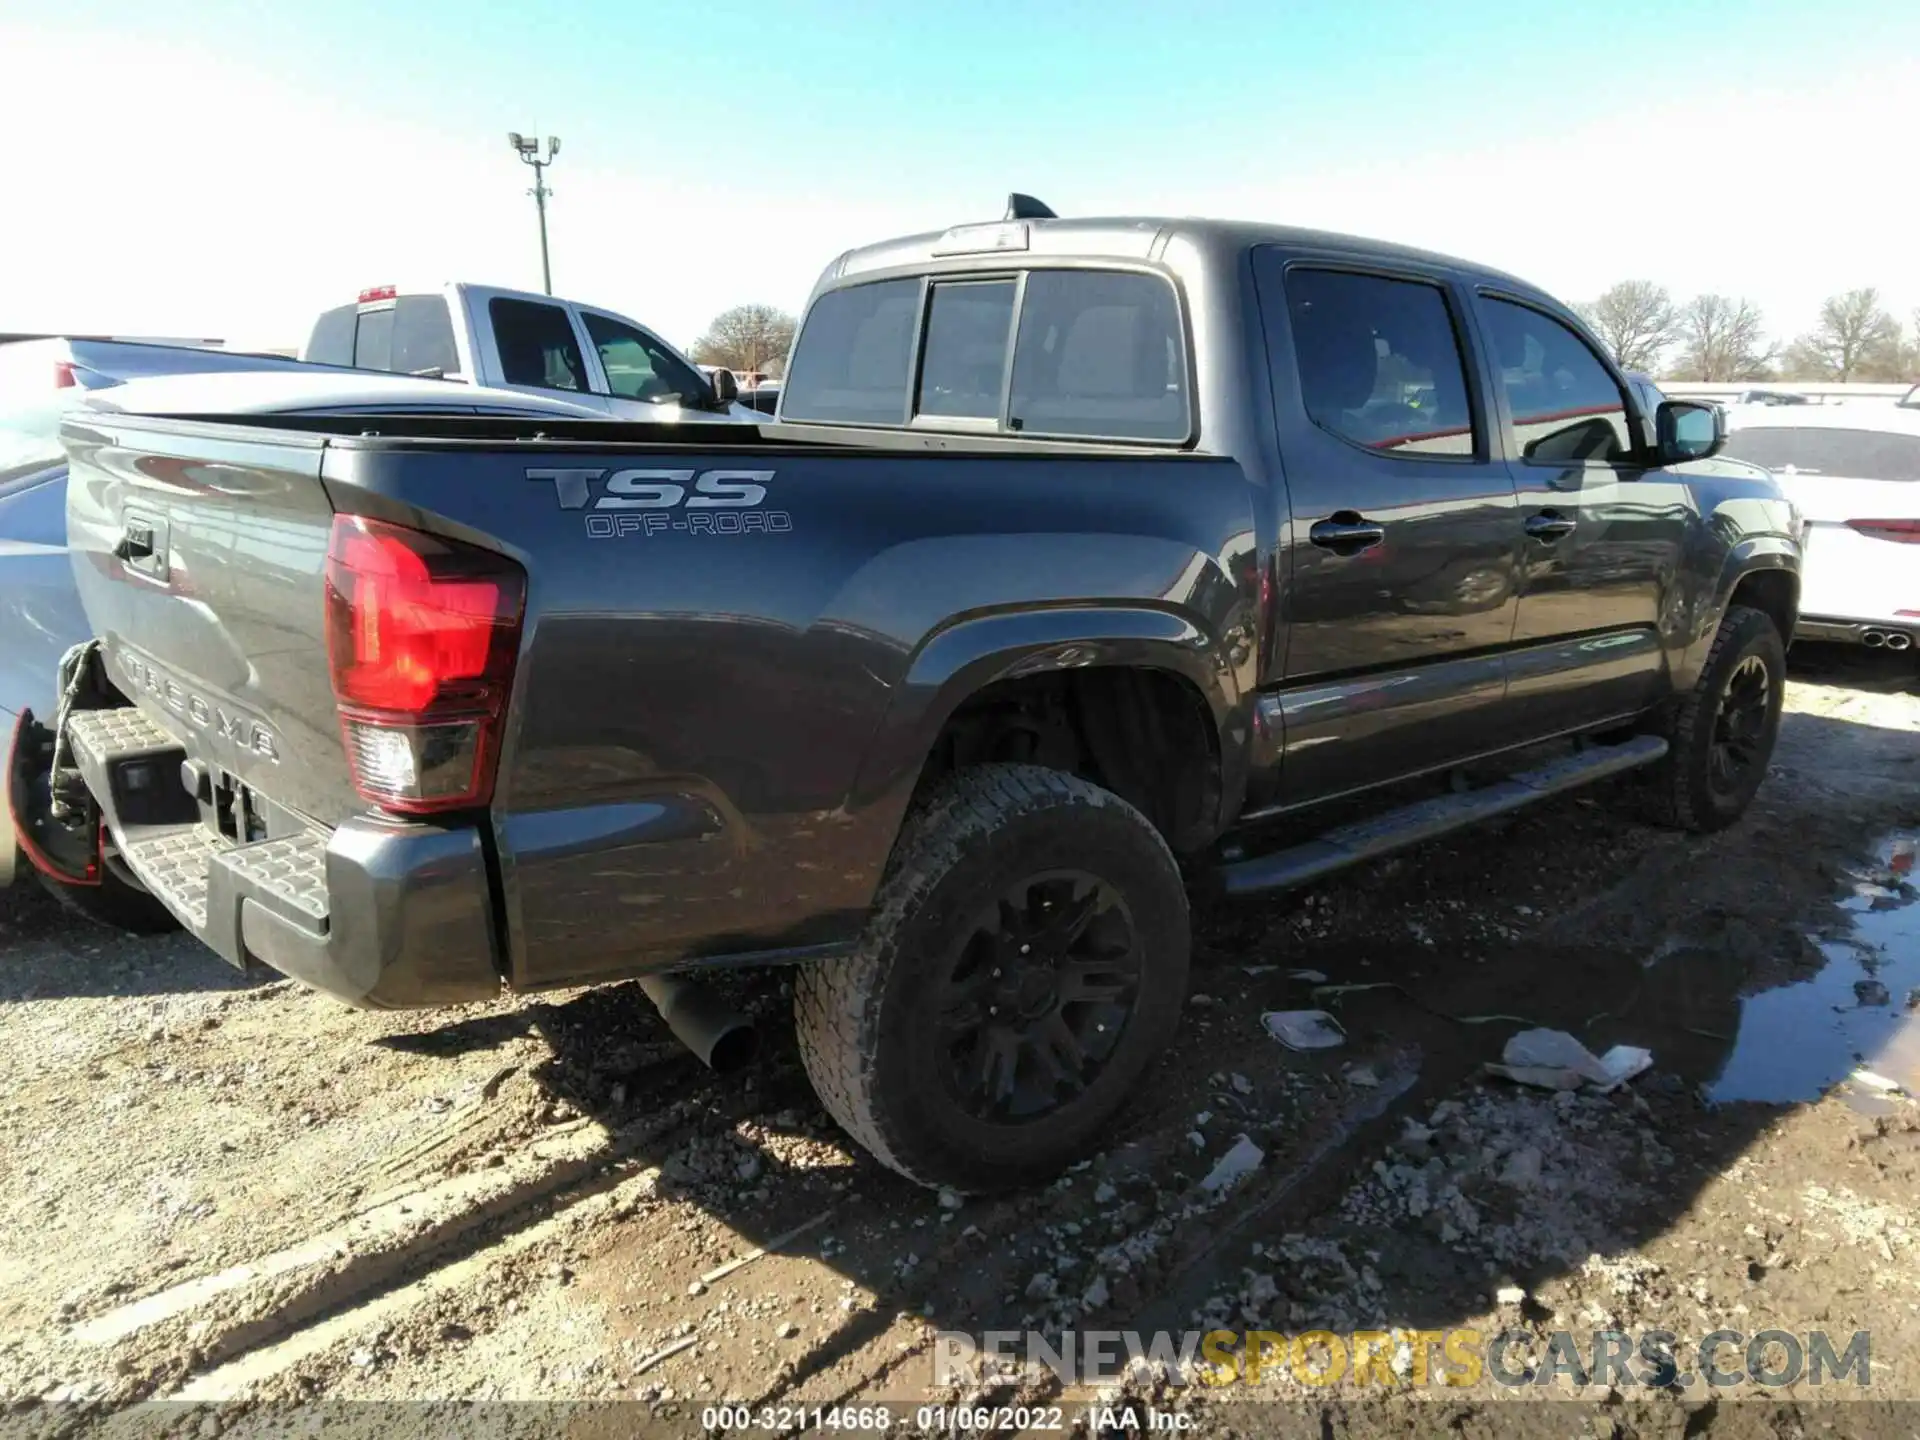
[508,132,561,295]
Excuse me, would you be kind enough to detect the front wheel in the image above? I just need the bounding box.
[794,764,1190,1193]
[1640,603,1787,833]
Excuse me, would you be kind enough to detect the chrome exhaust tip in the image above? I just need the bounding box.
[1862,630,1887,648]
[1885,631,1913,652]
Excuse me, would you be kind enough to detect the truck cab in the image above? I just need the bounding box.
[302,282,762,425]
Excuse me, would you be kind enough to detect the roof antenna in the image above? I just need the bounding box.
[1004,193,1056,221]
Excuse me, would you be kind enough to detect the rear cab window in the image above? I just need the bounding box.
[782,269,1190,443]
[304,294,459,377]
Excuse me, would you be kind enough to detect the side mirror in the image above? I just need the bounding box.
[708,368,739,405]
[1656,399,1724,464]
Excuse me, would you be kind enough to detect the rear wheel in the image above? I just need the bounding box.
[794,764,1190,1192]
[1638,603,1786,833]
[37,866,180,935]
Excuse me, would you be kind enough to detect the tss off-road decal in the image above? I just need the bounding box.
[527,467,790,537]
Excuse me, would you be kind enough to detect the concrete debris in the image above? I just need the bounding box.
[1199,1136,1265,1196]
[1486,1029,1652,1094]
[1262,1010,1346,1051]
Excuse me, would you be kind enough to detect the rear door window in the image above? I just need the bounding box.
[782,279,919,425]
[917,280,1015,420]
[1281,268,1479,456]
[488,298,589,392]
[1008,271,1188,441]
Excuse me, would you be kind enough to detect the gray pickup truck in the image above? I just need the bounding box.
[9,199,1801,1191]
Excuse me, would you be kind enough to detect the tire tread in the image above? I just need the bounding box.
[794,763,1179,1189]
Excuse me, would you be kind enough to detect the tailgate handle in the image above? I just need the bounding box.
[113,523,155,561]
[114,513,169,578]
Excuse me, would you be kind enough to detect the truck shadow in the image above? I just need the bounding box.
[359,700,1916,1412]
[0,881,272,1002]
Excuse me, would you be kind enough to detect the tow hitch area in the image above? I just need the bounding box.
[7,708,102,886]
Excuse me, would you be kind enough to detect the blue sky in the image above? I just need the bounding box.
[3,0,1916,352]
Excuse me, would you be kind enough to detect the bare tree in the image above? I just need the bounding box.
[1577,280,1677,372]
[1671,295,1772,382]
[1780,288,1904,382]
[691,304,797,378]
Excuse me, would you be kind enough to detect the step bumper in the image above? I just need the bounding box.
[64,707,500,1009]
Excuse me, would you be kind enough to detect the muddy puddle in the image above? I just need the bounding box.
[1705,831,1920,1105]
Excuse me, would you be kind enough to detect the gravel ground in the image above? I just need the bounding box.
[0,646,1915,1438]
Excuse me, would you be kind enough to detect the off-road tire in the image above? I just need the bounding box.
[1638,603,1786,833]
[794,764,1190,1193]
[37,867,180,935]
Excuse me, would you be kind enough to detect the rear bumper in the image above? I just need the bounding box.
[1795,616,1918,647]
[65,706,501,1008]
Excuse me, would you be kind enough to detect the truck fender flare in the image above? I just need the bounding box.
[848,603,1238,817]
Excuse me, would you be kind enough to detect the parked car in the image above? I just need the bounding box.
[1719,406,1920,652]
[1727,387,1813,407]
[0,368,609,915]
[11,201,1799,1191]
[302,283,765,424]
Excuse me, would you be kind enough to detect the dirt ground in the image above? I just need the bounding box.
[1,646,1916,1439]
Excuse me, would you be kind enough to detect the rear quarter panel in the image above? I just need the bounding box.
[319,443,1259,988]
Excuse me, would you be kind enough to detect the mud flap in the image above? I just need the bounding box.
[7,708,103,886]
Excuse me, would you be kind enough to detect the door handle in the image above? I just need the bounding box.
[1308,514,1386,553]
[1525,510,1576,542]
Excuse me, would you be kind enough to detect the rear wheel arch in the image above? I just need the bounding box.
[850,607,1243,859]
[908,662,1226,857]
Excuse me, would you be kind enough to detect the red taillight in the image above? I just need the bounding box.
[53,361,77,389]
[1845,519,1920,544]
[358,285,398,304]
[323,515,525,815]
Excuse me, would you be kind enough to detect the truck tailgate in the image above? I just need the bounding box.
[62,415,359,825]
[52,413,503,1007]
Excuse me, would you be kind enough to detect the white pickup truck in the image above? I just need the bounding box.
[301,282,761,424]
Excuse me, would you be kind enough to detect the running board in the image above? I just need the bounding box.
[1215,734,1668,897]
